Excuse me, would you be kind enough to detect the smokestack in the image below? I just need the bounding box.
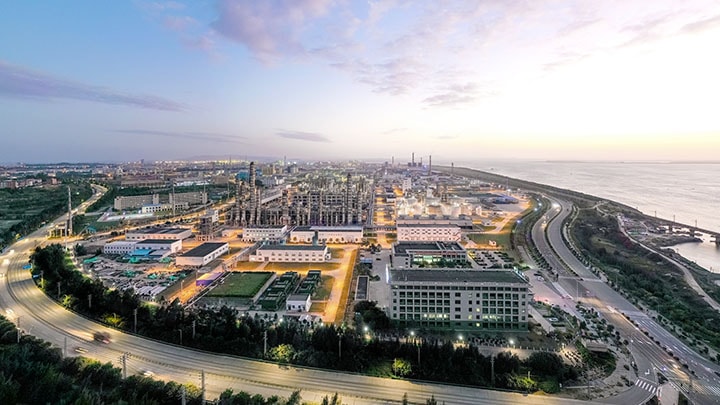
[451,162,454,175]
[391,156,394,166]
[412,152,415,165]
[67,186,73,236]
[428,155,432,175]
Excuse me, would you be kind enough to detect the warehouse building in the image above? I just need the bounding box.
[175,242,229,267]
[251,244,329,262]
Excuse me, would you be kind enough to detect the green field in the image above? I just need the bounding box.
[205,272,272,298]
[312,275,335,300]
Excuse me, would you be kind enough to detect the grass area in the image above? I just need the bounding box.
[266,262,339,272]
[467,233,511,249]
[309,302,326,312]
[205,272,272,297]
[0,220,21,232]
[312,276,335,300]
[330,248,345,259]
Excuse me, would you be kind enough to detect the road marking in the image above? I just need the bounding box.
[634,379,657,393]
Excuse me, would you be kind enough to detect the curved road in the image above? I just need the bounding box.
[0,187,604,404]
[536,198,720,404]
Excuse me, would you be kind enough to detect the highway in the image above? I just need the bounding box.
[534,198,720,404]
[1,187,604,404]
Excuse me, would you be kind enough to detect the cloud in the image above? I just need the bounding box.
[0,60,186,111]
[164,15,197,31]
[423,82,492,107]
[680,14,720,34]
[382,128,407,135]
[435,135,458,140]
[276,130,330,142]
[113,129,244,143]
[212,0,334,62]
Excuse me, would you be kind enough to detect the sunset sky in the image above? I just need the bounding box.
[1,0,719,163]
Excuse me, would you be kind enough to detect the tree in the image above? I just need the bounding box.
[269,344,296,364]
[392,358,412,377]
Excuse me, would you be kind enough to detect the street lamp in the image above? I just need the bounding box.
[509,338,515,348]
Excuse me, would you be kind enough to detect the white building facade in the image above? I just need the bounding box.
[388,269,529,331]
[125,227,193,241]
[103,241,138,255]
[251,244,329,262]
[242,225,288,242]
[289,226,363,244]
[396,223,461,242]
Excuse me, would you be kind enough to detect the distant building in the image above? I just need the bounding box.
[176,242,229,267]
[135,239,182,254]
[242,225,288,242]
[391,241,468,268]
[396,223,461,242]
[396,215,474,229]
[388,268,529,331]
[114,194,159,211]
[251,244,329,262]
[125,227,193,241]
[103,241,138,255]
[140,202,189,214]
[170,191,208,206]
[290,226,363,244]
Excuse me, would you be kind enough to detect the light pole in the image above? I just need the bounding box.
[178,329,183,345]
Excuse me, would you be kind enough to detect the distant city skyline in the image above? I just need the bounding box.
[1,0,719,163]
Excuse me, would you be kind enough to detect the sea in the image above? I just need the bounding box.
[460,160,720,274]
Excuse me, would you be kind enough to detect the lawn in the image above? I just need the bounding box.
[467,233,511,250]
[309,302,326,312]
[312,275,335,300]
[329,248,345,259]
[205,272,272,298]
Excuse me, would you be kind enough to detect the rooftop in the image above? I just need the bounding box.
[129,227,190,235]
[390,269,527,284]
[180,242,228,257]
[136,239,180,244]
[393,241,465,255]
[258,244,327,251]
[397,223,460,228]
[287,293,311,301]
[292,226,363,232]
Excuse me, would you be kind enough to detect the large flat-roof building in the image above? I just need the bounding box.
[290,226,363,244]
[125,227,193,241]
[396,223,461,242]
[388,269,529,331]
[396,215,473,229]
[135,239,182,254]
[176,242,229,267]
[251,244,329,262]
[391,241,468,268]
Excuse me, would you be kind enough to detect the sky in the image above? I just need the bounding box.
[1,0,720,164]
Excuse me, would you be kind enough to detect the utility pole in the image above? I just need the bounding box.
[201,370,206,405]
[40,270,44,289]
[88,294,92,309]
[57,281,61,297]
[121,353,127,379]
[181,386,187,405]
[338,333,342,360]
[178,329,183,345]
[192,320,196,340]
[133,308,138,333]
[491,355,496,387]
[263,330,268,356]
[64,336,67,357]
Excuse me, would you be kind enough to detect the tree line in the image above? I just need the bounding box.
[30,244,579,394]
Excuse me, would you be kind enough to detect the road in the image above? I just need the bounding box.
[534,198,720,404]
[1,187,604,404]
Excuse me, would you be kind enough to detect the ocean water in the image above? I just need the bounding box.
[461,160,720,273]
